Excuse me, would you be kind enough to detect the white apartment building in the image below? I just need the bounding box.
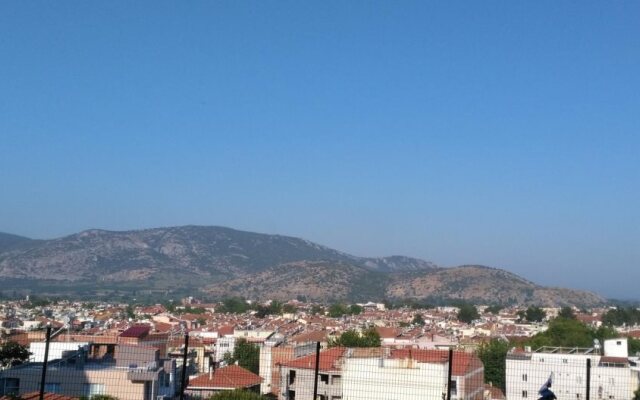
[279,347,484,400]
[342,356,447,400]
[506,339,640,400]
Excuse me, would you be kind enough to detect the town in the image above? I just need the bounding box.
[0,296,638,400]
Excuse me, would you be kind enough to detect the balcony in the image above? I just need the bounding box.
[127,366,160,381]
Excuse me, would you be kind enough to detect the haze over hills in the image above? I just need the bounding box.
[0,225,605,306]
[0,232,37,253]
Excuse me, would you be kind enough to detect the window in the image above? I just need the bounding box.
[289,370,296,385]
[577,394,582,399]
[540,358,545,362]
[450,380,457,396]
[598,386,603,399]
[562,359,568,364]
[84,383,105,397]
[523,391,528,398]
[288,390,296,400]
[522,374,528,382]
[320,374,329,384]
[0,378,19,396]
[331,375,341,385]
[44,383,61,394]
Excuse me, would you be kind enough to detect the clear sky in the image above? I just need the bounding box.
[1,1,638,299]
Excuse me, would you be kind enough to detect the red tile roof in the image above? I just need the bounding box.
[628,330,640,339]
[376,327,401,338]
[217,325,235,336]
[0,392,78,400]
[188,365,262,389]
[290,330,329,344]
[280,347,347,371]
[120,325,150,338]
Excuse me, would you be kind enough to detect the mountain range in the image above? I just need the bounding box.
[0,226,605,306]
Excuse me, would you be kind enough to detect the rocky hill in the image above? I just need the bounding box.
[205,261,387,302]
[0,226,605,306]
[0,232,37,253]
[385,265,604,307]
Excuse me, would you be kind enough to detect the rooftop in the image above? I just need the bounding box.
[188,365,262,389]
[120,325,151,338]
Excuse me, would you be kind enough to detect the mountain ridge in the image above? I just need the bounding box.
[0,225,605,306]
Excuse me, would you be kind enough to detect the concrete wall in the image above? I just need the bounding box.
[279,366,342,400]
[342,358,447,400]
[506,354,638,400]
[0,365,154,400]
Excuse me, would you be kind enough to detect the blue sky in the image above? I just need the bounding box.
[1,1,638,298]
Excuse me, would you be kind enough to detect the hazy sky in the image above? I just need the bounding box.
[1,2,638,299]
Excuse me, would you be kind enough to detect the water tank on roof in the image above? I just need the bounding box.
[603,338,628,358]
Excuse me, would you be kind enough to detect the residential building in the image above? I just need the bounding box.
[0,343,176,400]
[186,364,262,398]
[278,347,484,400]
[279,347,346,400]
[506,339,640,400]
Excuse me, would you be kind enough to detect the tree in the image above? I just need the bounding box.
[523,306,546,323]
[224,338,259,374]
[603,307,640,327]
[329,328,381,348]
[310,305,324,315]
[457,304,479,323]
[125,304,135,320]
[633,387,640,400]
[255,301,283,318]
[558,307,576,320]
[209,390,269,400]
[349,304,363,315]
[218,297,250,314]
[485,305,503,315]
[0,341,31,368]
[629,338,640,355]
[328,303,350,318]
[180,306,207,315]
[412,313,425,326]
[527,318,617,349]
[477,339,510,392]
[282,304,297,314]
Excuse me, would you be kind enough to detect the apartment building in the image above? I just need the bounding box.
[0,343,176,400]
[185,364,262,398]
[346,348,484,400]
[506,338,640,400]
[279,347,346,400]
[278,347,484,400]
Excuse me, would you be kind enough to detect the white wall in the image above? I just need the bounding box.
[603,339,628,358]
[29,342,89,362]
[342,357,447,400]
[506,353,638,400]
[215,336,236,362]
